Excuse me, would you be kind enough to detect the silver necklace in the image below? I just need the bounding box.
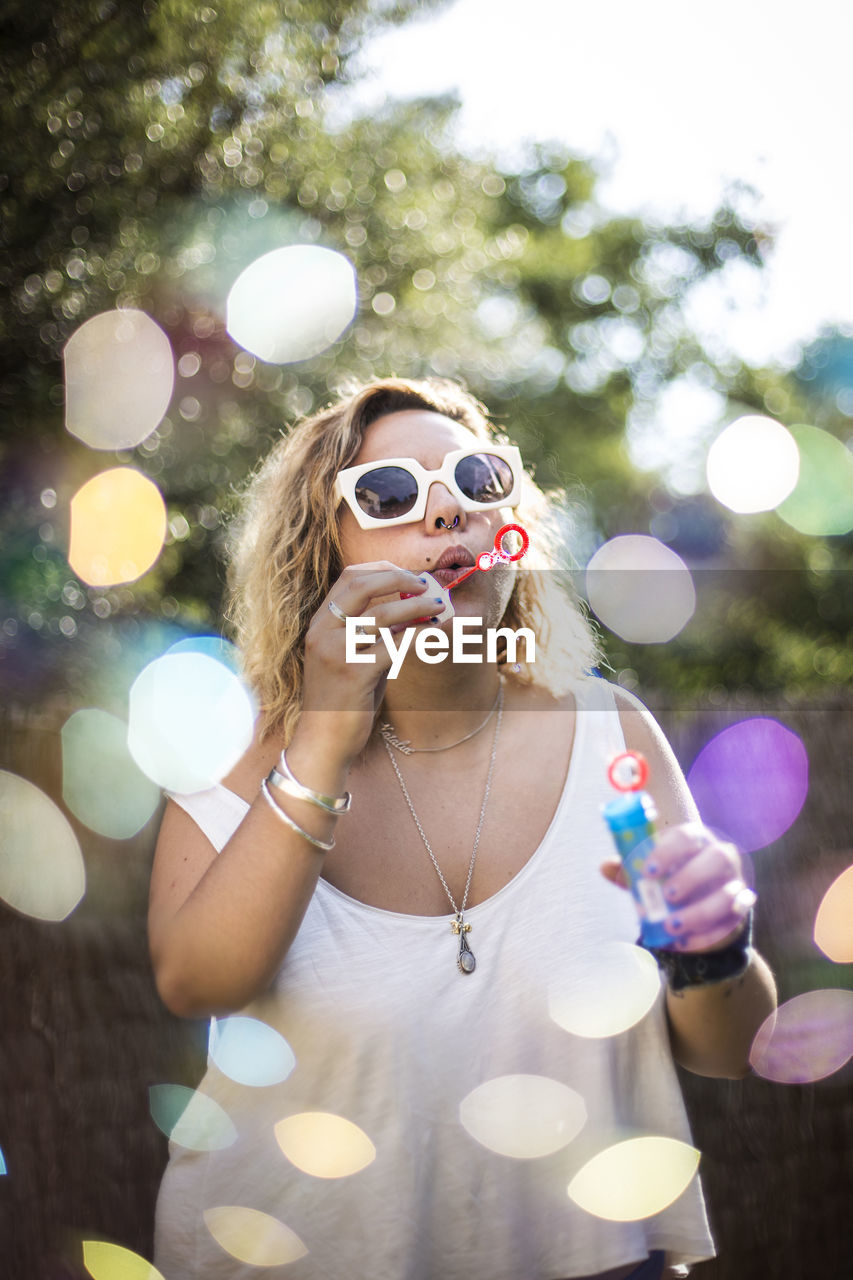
[381,685,504,975]
[378,685,501,754]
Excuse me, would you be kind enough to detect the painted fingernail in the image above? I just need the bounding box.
[668,916,683,932]
[434,597,444,603]
[429,616,439,624]
[418,575,428,583]
[645,860,659,875]
[665,884,679,901]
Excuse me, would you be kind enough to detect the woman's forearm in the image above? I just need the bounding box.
[150,729,352,1018]
[664,948,778,1079]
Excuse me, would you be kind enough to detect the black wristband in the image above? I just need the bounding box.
[645,910,754,991]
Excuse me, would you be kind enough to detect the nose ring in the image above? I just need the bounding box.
[436,516,460,530]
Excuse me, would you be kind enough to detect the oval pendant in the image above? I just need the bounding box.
[458,932,476,974]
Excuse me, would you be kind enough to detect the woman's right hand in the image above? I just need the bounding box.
[297,561,433,763]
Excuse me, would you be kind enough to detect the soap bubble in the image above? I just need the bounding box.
[585,536,695,643]
[226,245,357,363]
[459,1074,586,1159]
[776,424,853,535]
[686,718,808,852]
[148,1084,237,1151]
[127,652,255,794]
[208,1016,295,1087]
[62,708,160,839]
[749,989,853,1084]
[548,943,661,1038]
[814,864,853,962]
[64,309,174,450]
[706,415,799,513]
[82,1240,166,1280]
[567,1136,700,1220]
[69,468,167,587]
[204,1206,307,1267]
[0,770,85,921]
[274,1112,376,1177]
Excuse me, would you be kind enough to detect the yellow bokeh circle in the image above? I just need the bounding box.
[69,468,167,586]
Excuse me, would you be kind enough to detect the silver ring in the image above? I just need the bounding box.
[328,600,350,623]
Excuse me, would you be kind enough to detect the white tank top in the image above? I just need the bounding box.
[154,677,715,1279]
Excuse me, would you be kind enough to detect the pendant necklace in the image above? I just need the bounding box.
[380,684,503,974]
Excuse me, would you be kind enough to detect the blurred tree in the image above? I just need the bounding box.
[0,0,849,707]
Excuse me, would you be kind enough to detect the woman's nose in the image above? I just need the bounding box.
[424,481,466,531]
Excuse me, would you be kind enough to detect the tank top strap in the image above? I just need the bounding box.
[573,675,628,765]
[166,784,249,853]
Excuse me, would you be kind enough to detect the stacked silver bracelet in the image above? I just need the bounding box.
[260,750,351,852]
[268,750,351,814]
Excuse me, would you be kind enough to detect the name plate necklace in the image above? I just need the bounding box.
[380,684,504,974]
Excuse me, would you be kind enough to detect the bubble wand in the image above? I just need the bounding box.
[403,524,530,624]
[446,523,530,589]
[601,750,674,948]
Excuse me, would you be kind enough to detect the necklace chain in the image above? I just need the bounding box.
[381,685,504,920]
[378,685,501,754]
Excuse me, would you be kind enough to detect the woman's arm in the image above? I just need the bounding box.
[148,563,430,1018]
[607,686,778,1079]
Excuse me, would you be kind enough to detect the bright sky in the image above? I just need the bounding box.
[353,0,853,368]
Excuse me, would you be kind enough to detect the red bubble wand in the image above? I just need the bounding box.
[446,523,530,590]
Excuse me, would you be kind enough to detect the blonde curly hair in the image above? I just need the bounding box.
[226,377,601,743]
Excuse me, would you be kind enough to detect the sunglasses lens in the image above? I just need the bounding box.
[353,466,419,520]
[455,453,515,504]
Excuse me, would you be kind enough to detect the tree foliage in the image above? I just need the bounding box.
[1,0,849,708]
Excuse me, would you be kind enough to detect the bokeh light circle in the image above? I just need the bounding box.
[548,943,661,1038]
[127,653,255,794]
[706,415,799,513]
[64,309,174,450]
[749,989,853,1083]
[203,1206,307,1267]
[148,1084,237,1151]
[567,1136,700,1221]
[208,1015,295,1087]
[585,536,696,643]
[459,1074,586,1159]
[83,1240,166,1280]
[686,718,808,853]
[62,708,160,839]
[0,1145,7,1175]
[226,245,357,363]
[0,770,85,921]
[274,1112,376,1178]
[69,468,167,586]
[814,864,853,962]
[166,634,242,674]
[775,424,853,535]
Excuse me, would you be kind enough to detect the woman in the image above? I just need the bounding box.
[149,377,776,1280]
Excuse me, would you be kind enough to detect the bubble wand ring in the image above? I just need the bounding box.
[606,750,649,793]
[446,523,530,590]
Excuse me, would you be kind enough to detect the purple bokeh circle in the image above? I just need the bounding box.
[686,718,809,853]
[749,989,853,1084]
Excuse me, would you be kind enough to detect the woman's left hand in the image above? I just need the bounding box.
[600,822,756,952]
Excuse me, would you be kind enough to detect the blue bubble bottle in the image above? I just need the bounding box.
[602,751,673,949]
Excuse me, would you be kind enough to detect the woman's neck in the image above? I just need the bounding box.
[376,661,503,754]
